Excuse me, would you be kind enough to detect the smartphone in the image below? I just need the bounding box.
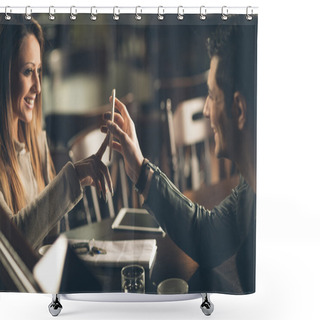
[109,88,116,161]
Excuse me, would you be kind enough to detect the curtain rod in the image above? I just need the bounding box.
[0,6,258,21]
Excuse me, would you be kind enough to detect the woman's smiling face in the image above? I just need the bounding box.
[11,34,41,132]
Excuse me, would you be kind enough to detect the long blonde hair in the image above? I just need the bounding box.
[0,16,55,213]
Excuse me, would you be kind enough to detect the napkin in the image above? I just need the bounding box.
[69,239,157,269]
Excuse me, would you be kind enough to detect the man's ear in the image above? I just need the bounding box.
[232,91,247,130]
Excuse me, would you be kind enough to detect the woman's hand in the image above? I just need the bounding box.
[74,152,113,202]
[101,97,144,184]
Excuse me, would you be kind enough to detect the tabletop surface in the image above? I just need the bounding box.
[64,217,199,293]
[64,175,241,294]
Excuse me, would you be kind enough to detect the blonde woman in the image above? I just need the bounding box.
[0,16,112,249]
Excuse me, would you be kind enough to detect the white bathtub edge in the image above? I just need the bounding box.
[61,292,201,303]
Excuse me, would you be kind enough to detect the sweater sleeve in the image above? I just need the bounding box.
[1,162,83,249]
[143,164,244,268]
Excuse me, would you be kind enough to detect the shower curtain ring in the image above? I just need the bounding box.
[246,6,253,21]
[5,6,12,21]
[135,6,142,20]
[200,6,207,20]
[113,6,120,20]
[70,6,77,21]
[177,6,184,20]
[221,6,229,21]
[25,6,32,20]
[90,6,97,21]
[157,6,164,20]
[49,6,55,21]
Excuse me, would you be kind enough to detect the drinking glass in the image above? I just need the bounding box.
[121,264,145,293]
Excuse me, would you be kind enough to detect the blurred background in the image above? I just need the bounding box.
[36,14,241,230]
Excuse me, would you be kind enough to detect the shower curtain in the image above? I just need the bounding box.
[0,8,257,297]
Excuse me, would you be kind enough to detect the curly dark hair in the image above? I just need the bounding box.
[207,25,257,128]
